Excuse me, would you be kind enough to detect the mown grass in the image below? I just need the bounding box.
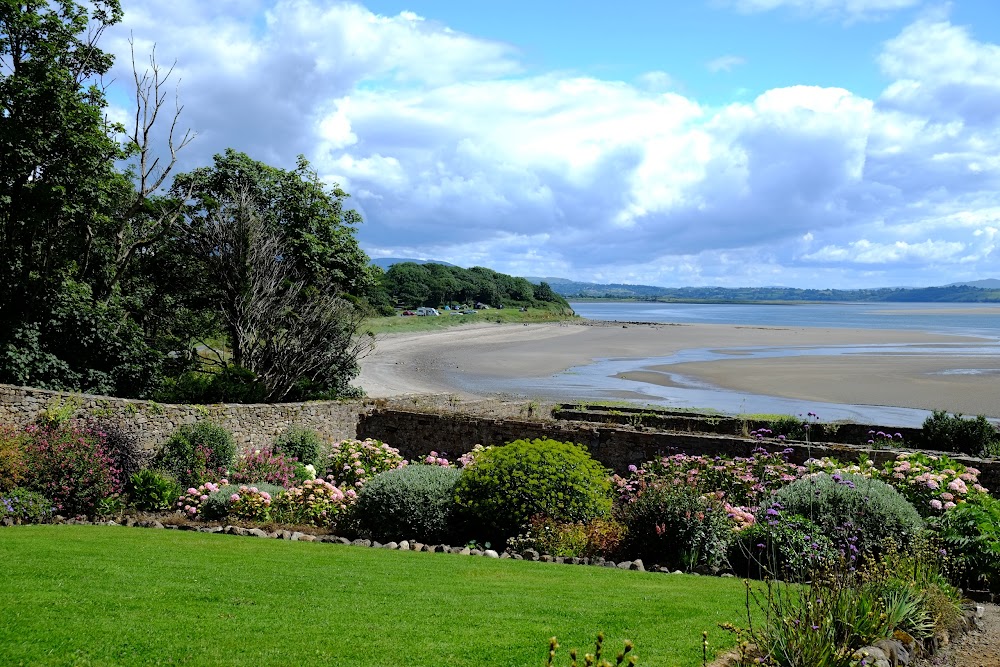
[1,526,749,666]
[364,307,576,335]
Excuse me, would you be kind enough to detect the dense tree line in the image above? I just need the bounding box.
[381,262,570,310]
[0,1,379,402]
[546,281,1000,303]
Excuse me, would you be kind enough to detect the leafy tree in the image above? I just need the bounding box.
[171,186,374,401]
[171,149,374,298]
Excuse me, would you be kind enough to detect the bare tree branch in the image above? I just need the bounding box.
[100,36,195,298]
[200,188,372,401]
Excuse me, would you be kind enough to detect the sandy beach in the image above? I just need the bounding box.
[355,321,1000,418]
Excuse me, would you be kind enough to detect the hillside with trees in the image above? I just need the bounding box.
[0,0,379,402]
[381,263,571,311]
[528,279,1000,303]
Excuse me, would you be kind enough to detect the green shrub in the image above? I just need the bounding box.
[772,473,923,559]
[128,469,182,512]
[1,487,53,524]
[273,426,324,467]
[454,438,612,543]
[154,421,236,487]
[932,493,1000,594]
[731,514,838,581]
[617,483,733,572]
[0,425,26,492]
[356,464,463,543]
[920,410,999,456]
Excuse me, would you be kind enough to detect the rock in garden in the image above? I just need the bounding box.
[246,528,268,538]
[352,539,371,547]
[297,534,317,542]
[522,549,540,561]
[372,541,383,548]
[499,552,511,559]
[336,537,351,546]
[470,549,483,556]
[459,547,472,555]
[541,555,554,563]
[398,540,410,551]
[630,560,644,572]
[617,561,631,570]
[290,532,306,541]
[484,550,499,558]
[384,542,398,550]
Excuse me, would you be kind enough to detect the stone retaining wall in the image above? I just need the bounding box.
[0,383,370,451]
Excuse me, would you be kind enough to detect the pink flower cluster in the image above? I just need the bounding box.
[229,485,274,521]
[423,451,452,467]
[880,452,987,516]
[275,478,355,526]
[229,448,296,487]
[616,448,806,507]
[457,444,490,469]
[324,438,407,490]
[176,479,227,517]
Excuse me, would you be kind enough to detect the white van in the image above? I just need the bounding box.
[415,307,440,316]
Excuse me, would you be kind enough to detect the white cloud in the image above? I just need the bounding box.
[721,0,921,20]
[105,2,1000,288]
[706,55,747,73]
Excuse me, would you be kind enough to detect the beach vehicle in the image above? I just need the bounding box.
[416,307,440,316]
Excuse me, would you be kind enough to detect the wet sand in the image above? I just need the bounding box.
[355,321,999,417]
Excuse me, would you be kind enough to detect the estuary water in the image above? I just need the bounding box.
[482,302,1000,426]
[569,301,1000,339]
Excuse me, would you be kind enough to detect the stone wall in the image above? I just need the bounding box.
[0,383,370,452]
[0,383,549,454]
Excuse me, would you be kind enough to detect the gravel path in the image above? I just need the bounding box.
[914,603,1000,667]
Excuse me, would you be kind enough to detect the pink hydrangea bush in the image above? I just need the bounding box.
[274,478,355,526]
[229,448,296,487]
[880,452,987,517]
[324,438,406,490]
[229,485,275,522]
[457,444,491,469]
[176,480,227,518]
[423,451,452,467]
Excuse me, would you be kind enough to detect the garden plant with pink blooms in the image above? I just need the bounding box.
[324,438,406,490]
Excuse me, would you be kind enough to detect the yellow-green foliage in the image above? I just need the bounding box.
[454,438,612,543]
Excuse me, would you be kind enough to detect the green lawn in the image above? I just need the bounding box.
[364,307,576,335]
[1,526,749,666]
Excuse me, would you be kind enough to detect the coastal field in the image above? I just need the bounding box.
[355,319,1000,419]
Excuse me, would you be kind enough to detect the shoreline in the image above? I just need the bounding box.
[355,320,1000,419]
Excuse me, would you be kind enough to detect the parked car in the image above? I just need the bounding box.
[416,307,440,316]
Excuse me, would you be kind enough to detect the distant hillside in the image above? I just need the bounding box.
[523,277,1000,303]
[371,257,457,271]
[948,279,1000,289]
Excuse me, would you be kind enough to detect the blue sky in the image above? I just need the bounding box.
[106,0,1000,288]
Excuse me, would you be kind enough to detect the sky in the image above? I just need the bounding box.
[103,0,1000,288]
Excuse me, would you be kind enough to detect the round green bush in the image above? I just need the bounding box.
[617,482,733,573]
[273,426,324,468]
[356,464,463,543]
[772,472,923,558]
[154,421,236,487]
[454,438,612,543]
